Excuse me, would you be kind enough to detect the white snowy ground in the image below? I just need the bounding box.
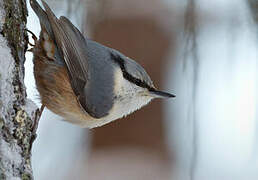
[25,0,89,179]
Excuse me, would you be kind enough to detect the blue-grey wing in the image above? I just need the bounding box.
[42,1,111,118]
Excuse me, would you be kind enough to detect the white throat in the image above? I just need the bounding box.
[85,68,153,128]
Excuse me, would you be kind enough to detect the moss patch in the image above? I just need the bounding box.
[14,108,33,158]
[22,173,32,180]
[2,0,28,64]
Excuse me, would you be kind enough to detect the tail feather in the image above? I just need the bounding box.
[29,0,54,39]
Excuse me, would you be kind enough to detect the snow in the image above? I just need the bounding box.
[0,3,24,179]
[0,139,23,180]
[0,1,6,30]
[0,20,17,135]
[0,1,38,179]
[24,99,39,120]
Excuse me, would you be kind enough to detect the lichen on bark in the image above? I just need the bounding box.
[0,0,39,179]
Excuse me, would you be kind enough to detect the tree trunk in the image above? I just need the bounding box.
[0,0,39,179]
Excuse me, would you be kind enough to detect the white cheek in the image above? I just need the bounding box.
[113,67,124,93]
[102,68,152,122]
[84,68,153,128]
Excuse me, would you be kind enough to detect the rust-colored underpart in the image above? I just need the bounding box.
[33,30,85,122]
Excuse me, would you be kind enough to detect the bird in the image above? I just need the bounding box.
[29,0,175,128]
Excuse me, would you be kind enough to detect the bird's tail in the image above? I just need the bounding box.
[29,0,54,39]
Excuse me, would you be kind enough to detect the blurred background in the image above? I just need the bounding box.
[25,0,258,179]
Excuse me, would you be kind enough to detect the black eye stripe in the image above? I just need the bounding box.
[110,53,155,91]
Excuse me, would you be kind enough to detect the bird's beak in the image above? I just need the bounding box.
[149,89,176,98]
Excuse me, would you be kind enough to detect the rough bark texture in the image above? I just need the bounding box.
[0,0,39,179]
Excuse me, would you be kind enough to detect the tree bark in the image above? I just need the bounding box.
[0,0,39,179]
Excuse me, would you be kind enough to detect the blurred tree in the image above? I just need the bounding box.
[183,0,198,179]
[166,0,258,180]
[248,0,258,24]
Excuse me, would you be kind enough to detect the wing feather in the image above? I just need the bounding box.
[41,1,113,118]
[41,0,88,96]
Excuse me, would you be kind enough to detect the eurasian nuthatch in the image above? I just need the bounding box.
[29,0,175,128]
